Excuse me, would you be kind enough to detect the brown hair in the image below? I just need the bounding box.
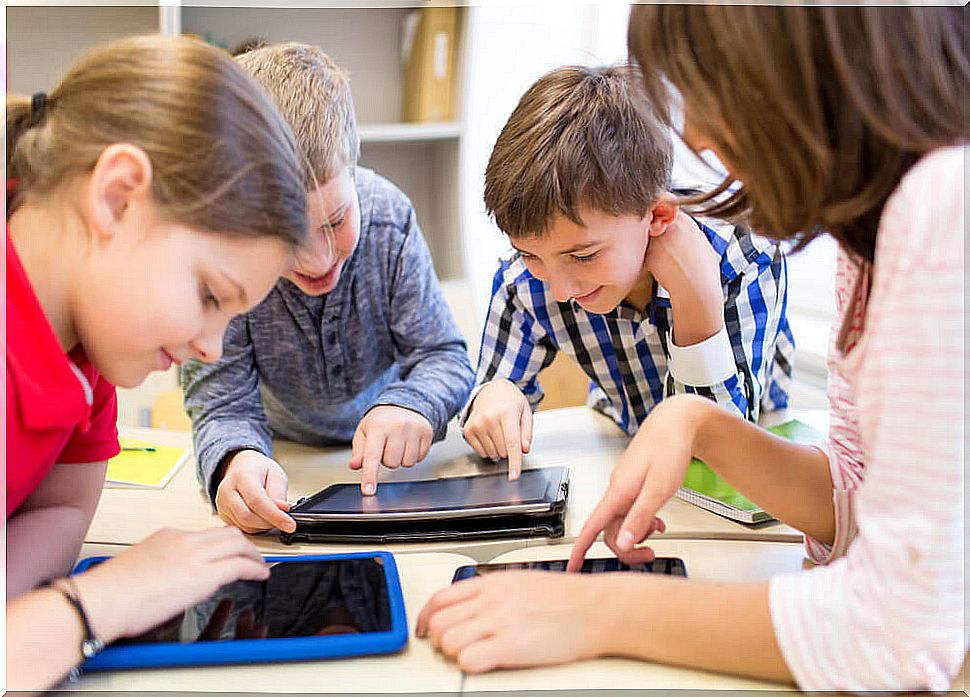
[628,6,969,263]
[6,34,307,247]
[235,42,359,187]
[484,63,673,238]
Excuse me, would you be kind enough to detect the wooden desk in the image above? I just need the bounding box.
[86,407,806,557]
[67,549,469,694]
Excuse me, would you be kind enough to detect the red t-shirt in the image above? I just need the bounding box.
[6,229,120,516]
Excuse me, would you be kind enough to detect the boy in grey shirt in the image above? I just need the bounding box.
[182,43,473,535]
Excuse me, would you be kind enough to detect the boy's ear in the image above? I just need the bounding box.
[647,193,678,238]
[86,144,154,241]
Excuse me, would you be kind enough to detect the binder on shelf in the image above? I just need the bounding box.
[677,420,824,524]
[401,6,459,123]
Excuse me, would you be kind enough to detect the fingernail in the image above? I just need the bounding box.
[363,483,375,496]
[618,530,635,551]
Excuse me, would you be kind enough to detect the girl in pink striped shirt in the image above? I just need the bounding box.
[417,7,967,690]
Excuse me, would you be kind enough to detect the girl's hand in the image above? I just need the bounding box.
[349,406,434,495]
[72,526,270,642]
[416,571,611,673]
[568,395,710,571]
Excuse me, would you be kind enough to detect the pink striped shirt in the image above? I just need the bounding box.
[769,145,967,691]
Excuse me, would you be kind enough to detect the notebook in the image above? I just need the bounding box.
[676,419,824,524]
[105,436,190,489]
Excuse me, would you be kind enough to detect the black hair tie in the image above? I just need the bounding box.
[30,91,48,126]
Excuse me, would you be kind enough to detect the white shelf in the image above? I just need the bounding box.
[358,122,462,144]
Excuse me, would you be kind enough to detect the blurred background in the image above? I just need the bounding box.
[5,1,834,428]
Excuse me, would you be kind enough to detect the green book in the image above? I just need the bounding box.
[676,419,824,524]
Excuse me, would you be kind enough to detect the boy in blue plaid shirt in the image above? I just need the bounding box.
[463,65,794,476]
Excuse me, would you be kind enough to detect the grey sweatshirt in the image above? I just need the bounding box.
[182,167,474,501]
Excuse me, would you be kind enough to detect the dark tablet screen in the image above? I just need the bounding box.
[113,557,392,645]
[294,467,565,515]
[452,556,687,581]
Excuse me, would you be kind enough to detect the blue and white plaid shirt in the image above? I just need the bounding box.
[465,214,794,435]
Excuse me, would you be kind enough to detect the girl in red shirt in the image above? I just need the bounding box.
[6,35,310,689]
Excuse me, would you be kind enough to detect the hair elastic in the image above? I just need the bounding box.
[30,91,48,125]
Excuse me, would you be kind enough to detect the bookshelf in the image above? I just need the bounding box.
[6,2,468,282]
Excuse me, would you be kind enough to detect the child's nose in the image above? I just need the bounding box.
[295,229,336,275]
[549,274,578,303]
[189,331,224,364]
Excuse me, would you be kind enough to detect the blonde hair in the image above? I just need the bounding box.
[484,64,672,238]
[235,42,360,186]
[6,34,307,247]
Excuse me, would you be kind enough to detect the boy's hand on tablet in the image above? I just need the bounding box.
[349,405,434,495]
[462,379,533,480]
[568,395,702,571]
[72,526,269,642]
[215,450,296,534]
[416,570,609,673]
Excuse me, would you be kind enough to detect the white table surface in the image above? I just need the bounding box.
[86,407,815,557]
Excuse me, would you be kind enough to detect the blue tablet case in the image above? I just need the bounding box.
[71,551,408,671]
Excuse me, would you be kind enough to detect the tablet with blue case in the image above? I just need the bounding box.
[71,551,407,671]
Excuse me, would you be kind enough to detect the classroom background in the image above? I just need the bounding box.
[5,1,833,428]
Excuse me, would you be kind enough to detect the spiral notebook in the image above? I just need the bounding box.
[676,420,824,524]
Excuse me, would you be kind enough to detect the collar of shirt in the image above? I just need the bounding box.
[6,229,93,431]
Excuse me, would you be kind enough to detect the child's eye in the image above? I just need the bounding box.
[571,251,600,263]
[202,286,221,310]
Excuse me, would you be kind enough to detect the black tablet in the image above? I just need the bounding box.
[288,466,569,523]
[452,556,688,582]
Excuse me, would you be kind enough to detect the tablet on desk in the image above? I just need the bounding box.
[289,466,569,522]
[71,552,408,671]
[452,556,688,582]
[281,467,569,544]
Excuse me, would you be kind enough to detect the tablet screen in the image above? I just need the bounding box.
[114,557,391,645]
[454,556,687,580]
[296,468,564,515]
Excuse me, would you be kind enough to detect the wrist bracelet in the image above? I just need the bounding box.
[43,576,105,662]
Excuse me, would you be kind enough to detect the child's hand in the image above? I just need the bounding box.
[416,570,610,673]
[462,379,533,480]
[215,450,295,534]
[349,406,434,495]
[645,211,724,346]
[568,395,706,571]
[72,526,269,642]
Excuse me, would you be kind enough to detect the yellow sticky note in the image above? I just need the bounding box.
[105,436,189,489]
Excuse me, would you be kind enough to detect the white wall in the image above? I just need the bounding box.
[457,4,636,318]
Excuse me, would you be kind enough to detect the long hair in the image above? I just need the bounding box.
[7,34,308,247]
[628,6,969,263]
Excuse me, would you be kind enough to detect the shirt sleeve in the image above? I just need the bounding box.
[181,314,273,503]
[663,231,792,423]
[460,261,558,427]
[372,205,475,441]
[57,373,120,464]
[769,148,967,692]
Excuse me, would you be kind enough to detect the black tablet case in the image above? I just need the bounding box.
[279,473,568,545]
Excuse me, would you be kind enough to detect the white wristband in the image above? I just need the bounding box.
[666,325,737,386]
